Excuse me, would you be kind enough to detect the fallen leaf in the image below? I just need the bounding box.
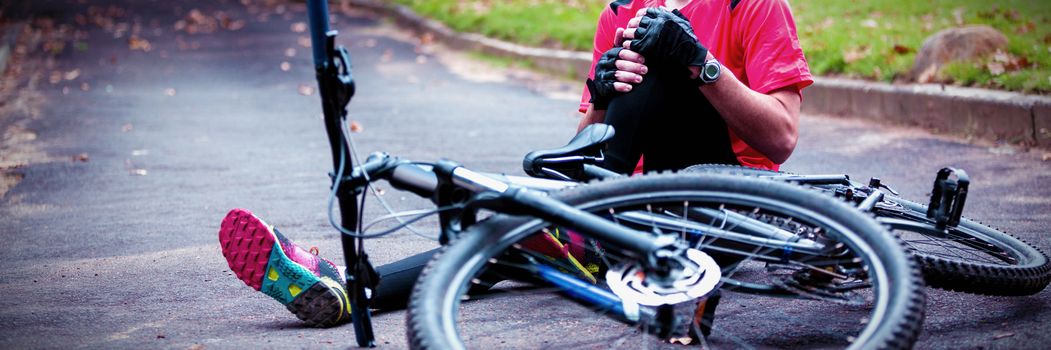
[64,69,81,81]
[224,19,246,31]
[298,84,315,96]
[1042,153,1051,161]
[843,45,871,64]
[280,62,291,71]
[1016,56,1030,68]
[993,50,1011,63]
[284,47,296,57]
[1016,21,1036,34]
[988,144,1017,155]
[297,36,311,48]
[987,62,1005,76]
[290,22,307,33]
[164,88,177,96]
[892,45,913,55]
[952,8,966,25]
[73,153,90,162]
[349,120,363,133]
[128,36,152,52]
[419,32,435,45]
[49,71,63,84]
[80,82,90,91]
[994,332,1015,340]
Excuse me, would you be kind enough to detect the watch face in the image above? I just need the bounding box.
[704,62,720,80]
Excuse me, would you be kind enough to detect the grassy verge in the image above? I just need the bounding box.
[390,0,1051,94]
[390,0,604,51]
[792,0,1051,92]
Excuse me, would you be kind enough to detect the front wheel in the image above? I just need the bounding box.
[407,173,925,349]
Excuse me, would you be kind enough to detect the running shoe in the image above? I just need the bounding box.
[218,208,350,327]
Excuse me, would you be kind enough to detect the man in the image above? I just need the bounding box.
[218,0,813,328]
[582,0,811,173]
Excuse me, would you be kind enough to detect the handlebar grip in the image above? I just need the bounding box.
[389,164,439,198]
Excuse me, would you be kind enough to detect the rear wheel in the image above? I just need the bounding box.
[684,163,1051,296]
[407,173,925,349]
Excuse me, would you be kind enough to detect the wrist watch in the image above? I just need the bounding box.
[695,59,722,85]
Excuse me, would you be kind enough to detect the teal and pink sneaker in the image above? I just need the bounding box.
[218,209,350,327]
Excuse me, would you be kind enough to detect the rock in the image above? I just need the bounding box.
[908,26,1008,83]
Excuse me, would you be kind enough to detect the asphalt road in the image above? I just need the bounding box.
[0,0,1049,349]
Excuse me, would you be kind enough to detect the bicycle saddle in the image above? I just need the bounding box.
[523,123,615,179]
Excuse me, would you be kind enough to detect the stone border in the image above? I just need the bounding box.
[348,0,1051,149]
[803,78,1051,149]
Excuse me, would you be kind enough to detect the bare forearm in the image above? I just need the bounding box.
[578,105,606,132]
[694,67,800,164]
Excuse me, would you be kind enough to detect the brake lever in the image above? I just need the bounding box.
[868,178,900,196]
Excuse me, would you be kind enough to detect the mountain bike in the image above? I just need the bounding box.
[522,125,1051,296]
[303,0,925,348]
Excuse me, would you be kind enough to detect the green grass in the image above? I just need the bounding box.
[390,0,605,51]
[792,0,1051,93]
[392,0,1051,93]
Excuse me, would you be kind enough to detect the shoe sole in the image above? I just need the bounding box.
[218,209,348,327]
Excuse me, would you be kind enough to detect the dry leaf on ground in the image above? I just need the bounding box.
[843,45,870,64]
[892,45,913,55]
[290,22,307,33]
[64,69,81,81]
[128,36,152,51]
[298,84,314,96]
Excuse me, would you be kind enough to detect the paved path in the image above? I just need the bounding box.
[0,0,1048,348]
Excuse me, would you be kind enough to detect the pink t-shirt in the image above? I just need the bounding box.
[580,0,813,171]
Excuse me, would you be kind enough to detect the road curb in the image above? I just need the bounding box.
[348,0,1051,150]
[803,78,1051,149]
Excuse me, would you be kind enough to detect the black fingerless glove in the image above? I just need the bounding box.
[586,47,623,111]
[628,8,708,70]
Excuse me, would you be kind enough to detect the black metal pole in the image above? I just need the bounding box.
[306,0,375,347]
